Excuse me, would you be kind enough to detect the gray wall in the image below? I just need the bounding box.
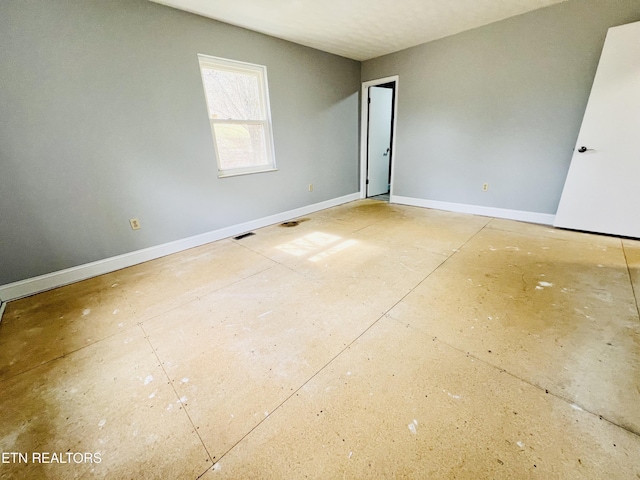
[0,0,361,285]
[362,0,640,214]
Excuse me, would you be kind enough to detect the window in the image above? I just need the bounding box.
[197,54,277,177]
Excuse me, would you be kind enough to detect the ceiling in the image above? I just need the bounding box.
[151,0,567,61]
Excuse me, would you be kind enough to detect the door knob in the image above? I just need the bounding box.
[578,146,588,153]
[383,148,390,156]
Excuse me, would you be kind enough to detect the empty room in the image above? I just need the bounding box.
[1,0,639,478]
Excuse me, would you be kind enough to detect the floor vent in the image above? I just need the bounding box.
[234,232,255,240]
[280,218,309,228]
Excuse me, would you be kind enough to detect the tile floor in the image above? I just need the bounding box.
[0,199,639,479]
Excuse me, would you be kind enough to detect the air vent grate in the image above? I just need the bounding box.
[234,232,255,240]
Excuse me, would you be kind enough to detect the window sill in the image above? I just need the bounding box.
[217,168,278,179]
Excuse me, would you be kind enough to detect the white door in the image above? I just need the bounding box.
[554,20,640,238]
[367,86,393,197]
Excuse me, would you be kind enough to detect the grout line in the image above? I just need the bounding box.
[140,322,217,468]
[489,221,627,252]
[0,253,277,384]
[140,263,278,326]
[232,238,286,265]
[621,240,640,322]
[406,326,640,439]
[379,221,639,438]
[384,223,640,439]
[203,313,388,471]
[348,215,395,235]
[6,200,635,476]
[0,329,124,384]
[230,227,343,285]
[204,215,492,470]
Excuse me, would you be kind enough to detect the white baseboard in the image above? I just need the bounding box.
[391,195,555,226]
[0,193,359,303]
[0,302,6,324]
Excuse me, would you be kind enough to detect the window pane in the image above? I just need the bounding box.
[213,123,269,170]
[201,68,263,121]
[198,54,276,176]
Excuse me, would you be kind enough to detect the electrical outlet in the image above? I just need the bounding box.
[308,184,313,192]
[482,183,489,192]
[129,218,141,230]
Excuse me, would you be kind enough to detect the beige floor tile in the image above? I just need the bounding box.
[201,316,640,479]
[353,207,490,255]
[268,234,448,314]
[0,327,210,479]
[311,198,411,231]
[315,262,448,315]
[234,200,453,265]
[227,203,452,315]
[487,218,623,248]
[229,214,377,267]
[2,200,639,479]
[0,240,275,379]
[141,264,382,461]
[147,239,277,299]
[0,274,134,380]
[387,226,640,434]
[236,222,361,266]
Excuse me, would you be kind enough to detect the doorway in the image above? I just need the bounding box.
[361,76,398,201]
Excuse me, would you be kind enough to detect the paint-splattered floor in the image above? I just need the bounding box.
[1,199,639,479]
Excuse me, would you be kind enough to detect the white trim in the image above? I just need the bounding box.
[197,54,277,178]
[360,75,399,199]
[0,193,359,302]
[391,195,556,225]
[0,302,6,324]
[217,167,278,178]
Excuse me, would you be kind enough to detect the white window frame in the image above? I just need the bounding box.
[197,54,277,178]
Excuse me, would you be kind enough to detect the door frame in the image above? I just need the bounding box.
[360,75,399,199]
